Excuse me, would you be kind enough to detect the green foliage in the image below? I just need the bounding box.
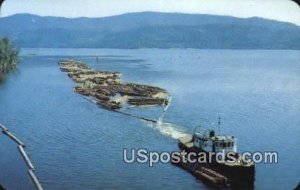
[0,38,19,75]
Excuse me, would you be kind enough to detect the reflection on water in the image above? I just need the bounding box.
[0,48,299,190]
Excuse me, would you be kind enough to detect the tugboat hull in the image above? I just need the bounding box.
[176,139,255,189]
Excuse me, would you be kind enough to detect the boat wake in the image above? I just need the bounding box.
[143,120,188,139]
[83,94,187,139]
[142,97,187,139]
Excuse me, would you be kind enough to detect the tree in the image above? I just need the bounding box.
[0,38,19,75]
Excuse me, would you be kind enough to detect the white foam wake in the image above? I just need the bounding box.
[144,96,188,139]
[144,120,188,139]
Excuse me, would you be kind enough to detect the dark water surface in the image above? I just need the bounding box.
[0,48,299,190]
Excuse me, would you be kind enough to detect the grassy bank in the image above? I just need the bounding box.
[0,38,19,76]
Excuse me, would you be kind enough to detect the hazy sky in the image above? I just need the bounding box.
[1,0,300,25]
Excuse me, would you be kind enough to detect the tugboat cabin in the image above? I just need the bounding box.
[193,130,237,153]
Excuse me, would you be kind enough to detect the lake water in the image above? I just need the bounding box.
[0,48,299,190]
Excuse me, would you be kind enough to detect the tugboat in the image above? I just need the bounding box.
[174,118,255,189]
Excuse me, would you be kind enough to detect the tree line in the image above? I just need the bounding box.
[0,38,19,75]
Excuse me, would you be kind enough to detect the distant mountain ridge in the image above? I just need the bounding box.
[1,12,299,49]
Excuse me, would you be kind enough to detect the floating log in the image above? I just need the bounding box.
[2,130,25,147]
[74,86,90,96]
[18,145,35,170]
[196,170,218,185]
[200,167,228,182]
[81,96,158,122]
[128,97,167,106]
[198,167,228,186]
[0,123,43,189]
[28,169,43,190]
[172,154,230,188]
[0,123,8,131]
[97,100,121,110]
[94,93,110,101]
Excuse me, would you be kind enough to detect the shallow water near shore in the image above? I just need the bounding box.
[0,48,299,190]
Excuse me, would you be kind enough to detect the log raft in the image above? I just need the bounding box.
[58,60,170,110]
